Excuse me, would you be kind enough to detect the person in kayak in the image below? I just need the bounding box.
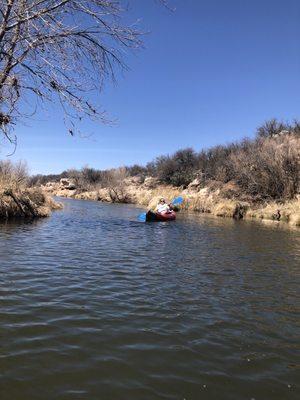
[155,198,172,214]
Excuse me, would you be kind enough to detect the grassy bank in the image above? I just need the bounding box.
[0,161,62,221]
[41,175,300,227]
[32,119,299,226]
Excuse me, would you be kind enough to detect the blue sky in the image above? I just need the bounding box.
[5,0,300,174]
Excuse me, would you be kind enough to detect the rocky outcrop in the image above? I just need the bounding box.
[142,177,159,189]
[187,177,201,192]
[42,179,77,198]
[60,178,76,190]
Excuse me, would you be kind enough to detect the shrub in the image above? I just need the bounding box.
[197,144,237,183]
[0,160,28,191]
[126,164,147,177]
[227,135,300,199]
[27,118,300,202]
[256,118,290,138]
[152,148,198,187]
[256,119,300,138]
[291,119,300,137]
[106,167,130,202]
[81,166,104,185]
[29,171,68,186]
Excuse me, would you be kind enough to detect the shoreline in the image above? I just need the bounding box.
[0,188,62,221]
[43,178,300,228]
[54,195,300,232]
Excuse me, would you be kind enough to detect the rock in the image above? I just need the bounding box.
[142,177,159,189]
[41,181,60,193]
[60,178,76,190]
[214,200,249,219]
[198,187,209,196]
[187,178,201,191]
[97,188,111,202]
[278,130,290,136]
[272,209,281,221]
[233,202,249,219]
[55,189,76,198]
[45,181,55,187]
[124,176,144,186]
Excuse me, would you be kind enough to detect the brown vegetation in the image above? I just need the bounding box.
[31,119,300,227]
[34,120,300,200]
[0,160,62,220]
[147,123,299,201]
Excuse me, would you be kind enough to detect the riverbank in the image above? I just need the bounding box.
[42,177,300,227]
[0,187,62,221]
[0,160,62,221]
[32,126,299,227]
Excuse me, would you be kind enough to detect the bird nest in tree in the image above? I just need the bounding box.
[0,113,10,125]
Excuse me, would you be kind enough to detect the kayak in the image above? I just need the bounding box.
[146,210,176,222]
[137,197,183,222]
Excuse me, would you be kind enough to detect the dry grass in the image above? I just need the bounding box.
[0,160,62,220]
[181,188,215,213]
[138,186,299,226]
[0,160,28,191]
[74,191,100,201]
[43,169,300,228]
[228,135,300,200]
[246,198,300,226]
[0,187,63,220]
[213,200,249,219]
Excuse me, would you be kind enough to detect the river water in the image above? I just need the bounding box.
[0,198,299,400]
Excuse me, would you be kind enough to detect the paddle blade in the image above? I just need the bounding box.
[138,212,147,222]
[171,196,184,205]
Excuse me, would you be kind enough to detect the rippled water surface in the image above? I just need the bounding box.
[1,198,299,400]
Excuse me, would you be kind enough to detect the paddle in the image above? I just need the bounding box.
[137,196,184,222]
[137,212,147,222]
[171,196,184,206]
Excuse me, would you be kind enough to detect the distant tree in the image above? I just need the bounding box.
[153,154,176,184]
[169,148,198,186]
[126,164,147,177]
[291,119,300,137]
[0,159,28,189]
[106,166,129,202]
[152,148,198,187]
[0,1,166,145]
[256,118,290,138]
[81,166,103,185]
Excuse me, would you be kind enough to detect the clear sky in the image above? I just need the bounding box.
[5,0,300,174]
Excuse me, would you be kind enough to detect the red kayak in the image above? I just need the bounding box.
[146,210,176,222]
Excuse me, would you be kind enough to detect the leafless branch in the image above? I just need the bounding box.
[0,0,146,143]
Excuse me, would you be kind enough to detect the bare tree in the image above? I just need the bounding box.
[106,166,129,202]
[0,159,28,190]
[0,0,147,144]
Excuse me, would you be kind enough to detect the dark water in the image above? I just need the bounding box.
[1,198,299,400]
